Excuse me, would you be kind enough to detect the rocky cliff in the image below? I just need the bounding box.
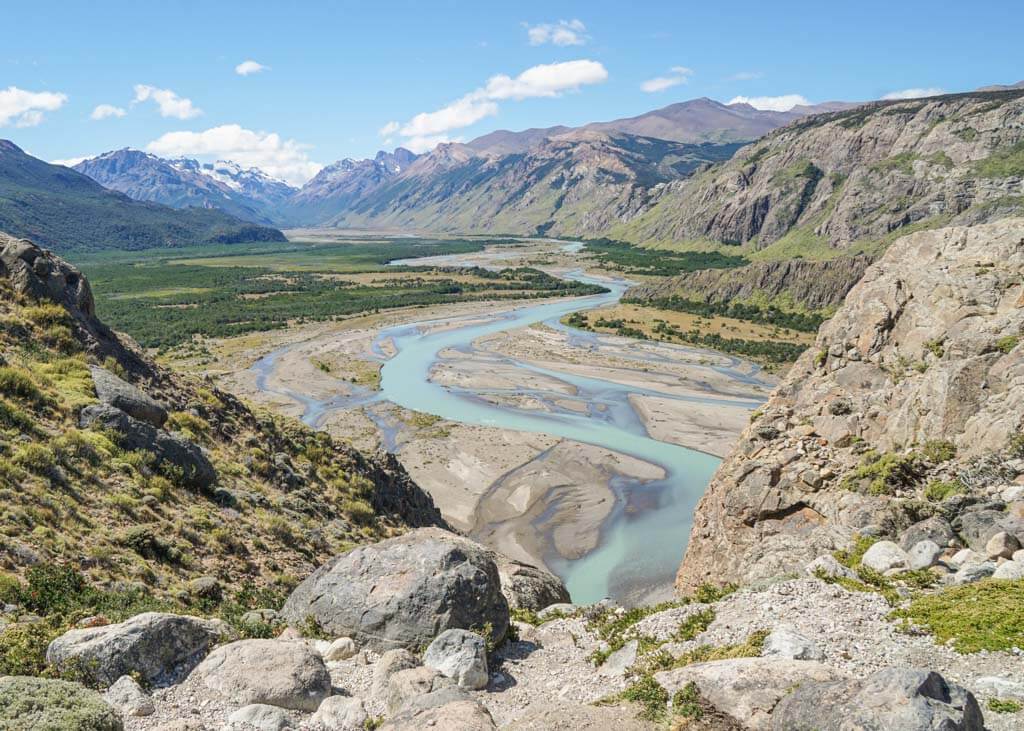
[677,218,1024,590]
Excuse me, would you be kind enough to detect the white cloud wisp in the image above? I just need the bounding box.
[133,85,202,119]
[0,86,67,127]
[727,94,810,111]
[526,19,587,46]
[882,87,944,100]
[641,66,694,93]
[90,104,126,120]
[235,60,268,76]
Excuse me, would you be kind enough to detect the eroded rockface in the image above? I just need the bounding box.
[677,219,1024,590]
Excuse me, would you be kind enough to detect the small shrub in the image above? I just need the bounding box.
[924,338,945,358]
[12,443,57,475]
[341,498,375,526]
[924,479,966,502]
[0,367,46,406]
[842,450,923,495]
[995,335,1019,354]
[0,397,33,431]
[920,440,956,464]
[988,698,1022,714]
[619,674,669,721]
[672,681,703,720]
[892,579,1024,653]
[0,572,22,604]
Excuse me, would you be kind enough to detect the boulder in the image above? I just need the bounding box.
[537,603,576,620]
[993,560,1024,579]
[804,554,856,580]
[89,365,167,427]
[860,541,909,573]
[597,639,639,677]
[974,675,1024,700]
[423,629,489,689]
[192,639,331,711]
[504,703,659,730]
[79,405,216,491]
[372,648,419,697]
[311,696,369,730]
[899,517,956,551]
[770,667,983,730]
[907,540,943,570]
[0,676,123,731]
[985,531,1021,559]
[46,612,228,687]
[957,509,1006,551]
[762,625,823,662]
[495,558,570,611]
[382,687,495,731]
[103,675,154,717]
[323,636,357,662]
[280,528,509,650]
[947,548,981,568]
[654,657,841,730]
[386,666,453,714]
[227,704,293,731]
[953,561,996,584]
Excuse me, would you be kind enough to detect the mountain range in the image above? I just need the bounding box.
[0,141,285,252]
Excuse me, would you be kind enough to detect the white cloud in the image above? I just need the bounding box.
[378,120,400,137]
[527,19,587,46]
[392,60,607,151]
[403,134,462,154]
[235,60,268,76]
[0,86,67,127]
[90,104,126,120]
[882,87,944,100]
[641,66,694,93]
[145,124,322,185]
[727,94,811,112]
[728,71,764,81]
[133,84,202,119]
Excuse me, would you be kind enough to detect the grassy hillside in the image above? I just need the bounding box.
[0,141,285,253]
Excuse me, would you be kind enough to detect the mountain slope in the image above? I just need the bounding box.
[0,141,285,252]
[0,229,445,600]
[326,133,744,235]
[676,218,1024,590]
[612,89,1024,254]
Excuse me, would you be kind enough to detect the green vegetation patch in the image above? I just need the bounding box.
[624,295,825,333]
[892,579,1024,653]
[582,238,748,275]
[973,141,1024,178]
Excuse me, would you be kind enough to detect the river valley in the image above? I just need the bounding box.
[212,238,773,605]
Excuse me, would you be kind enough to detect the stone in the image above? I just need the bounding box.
[537,603,576,620]
[280,528,509,650]
[804,554,856,580]
[654,657,841,730]
[372,648,419,697]
[953,561,996,584]
[103,675,154,717]
[1014,549,1024,563]
[974,675,1024,700]
[323,636,357,661]
[1001,485,1024,502]
[957,509,1006,551]
[860,541,909,573]
[504,703,656,730]
[948,548,981,567]
[79,405,216,491]
[770,667,983,730]
[423,629,489,689]
[192,639,331,711]
[89,365,167,427]
[992,560,1024,579]
[597,639,638,677]
[495,558,570,611]
[46,612,228,687]
[227,704,293,731]
[311,696,369,730]
[242,609,280,626]
[899,517,956,551]
[386,666,453,714]
[907,540,943,570]
[762,625,823,661]
[0,676,123,731]
[381,687,495,731]
[985,530,1021,559]
[188,576,222,601]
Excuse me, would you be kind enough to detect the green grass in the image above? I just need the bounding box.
[988,698,1022,714]
[892,579,1024,653]
[973,141,1024,178]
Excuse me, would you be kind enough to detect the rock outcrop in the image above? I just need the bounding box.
[45,612,229,688]
[281,528,509,650]
[678,218,1024,589]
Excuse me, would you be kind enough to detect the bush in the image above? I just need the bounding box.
[924,479,966,502]
[988,698,1022,714]
[892,579,1024,653]
[842,451,923,495]
[12,443,57,475]
[0,367,46,406]
[920,440,956,463]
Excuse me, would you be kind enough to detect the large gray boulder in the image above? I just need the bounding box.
[0,676,123,731]
[311,696,368,730]
[80,404,216,491]
[386,666,453,715]
[494,558,570,611]
[899,516,956,551]
[770,667,983,730]
[191,639,331,712]
[655,657,842,730]
[46,612,228,687]
[423,629,489,689]
[227,704,293,731]
[103,675,154,717]
[89,365,167,427]
[281,528,509,650]
[381,686,495,731]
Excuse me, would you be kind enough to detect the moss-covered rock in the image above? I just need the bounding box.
[0,676,123,731]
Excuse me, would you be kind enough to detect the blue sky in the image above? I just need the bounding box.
[2,0,1020,185]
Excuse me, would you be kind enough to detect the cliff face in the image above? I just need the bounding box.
[676,219,1024,590]
[614,90,1024,253]
[625,255,872,313]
